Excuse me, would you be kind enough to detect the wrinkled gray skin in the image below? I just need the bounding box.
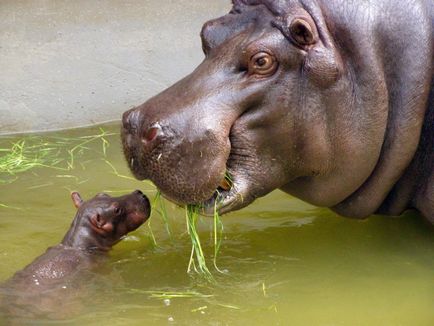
[122,0,433,222]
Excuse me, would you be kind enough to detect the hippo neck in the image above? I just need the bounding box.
[334,79,433,218]
[61,214,112,252]
[328,0,433,218]
[378,82,434,218]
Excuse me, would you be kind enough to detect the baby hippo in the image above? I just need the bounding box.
[1,190,150,320]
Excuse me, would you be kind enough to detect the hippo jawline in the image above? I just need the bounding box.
[150,167,242,215]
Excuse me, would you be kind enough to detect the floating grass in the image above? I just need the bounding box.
[191,305,208,313]
[127,288,241,310]
[0,128,116,184]
[126,288,213,299]
[142,290,213,300]
[103,159,138,182]
[0,139,61,179]
[0,128,116,209]
[216,303,241,310]
[65,128,113,169]
[0,203,22,210]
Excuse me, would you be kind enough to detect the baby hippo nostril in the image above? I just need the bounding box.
[134,190,149,204]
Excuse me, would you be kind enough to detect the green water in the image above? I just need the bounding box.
[0,123,433,325]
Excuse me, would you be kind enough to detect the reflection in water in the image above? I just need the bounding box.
[1,123,433,325]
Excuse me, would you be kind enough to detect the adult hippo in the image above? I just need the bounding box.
[121,0,433,222]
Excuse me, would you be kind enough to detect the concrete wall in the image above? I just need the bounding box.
[0,0,230,135]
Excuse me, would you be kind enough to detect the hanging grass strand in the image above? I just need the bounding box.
[186,205,214,281]
[153,190,172,238]
[213,200,225,273]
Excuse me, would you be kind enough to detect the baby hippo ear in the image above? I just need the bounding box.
[90,214,114,233]
[71,192,84,209]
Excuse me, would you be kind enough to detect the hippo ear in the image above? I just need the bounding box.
[289,18,318,47]
[90,214,114,234]
[71,192,84,209]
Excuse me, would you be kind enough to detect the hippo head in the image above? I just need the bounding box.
[121,0,427,217]
[65,190,151,249]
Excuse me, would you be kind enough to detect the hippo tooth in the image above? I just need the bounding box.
[219,178,231,191]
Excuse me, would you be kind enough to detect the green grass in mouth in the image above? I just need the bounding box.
[151,173,233,280]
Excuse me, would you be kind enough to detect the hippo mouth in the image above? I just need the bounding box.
[121,112,255,214]
[171,125,257,215]
[200,183,242,215]
[153,147,248,216]
[159,172,246,216]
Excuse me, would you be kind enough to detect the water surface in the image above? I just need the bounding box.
[1,123,433,325]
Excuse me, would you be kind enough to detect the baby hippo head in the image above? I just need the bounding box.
[67,190,151,249]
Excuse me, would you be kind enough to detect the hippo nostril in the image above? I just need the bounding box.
[141,123,163,143]
[134,190,143,195]
[144,127,158,142]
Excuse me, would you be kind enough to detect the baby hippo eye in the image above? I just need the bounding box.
[249,52,278,76]
[113,205,122,216]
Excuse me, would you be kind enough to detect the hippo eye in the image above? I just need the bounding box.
[249,52,278,76]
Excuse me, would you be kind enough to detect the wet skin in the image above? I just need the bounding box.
[1,190,150,318]
[121,0,433,222]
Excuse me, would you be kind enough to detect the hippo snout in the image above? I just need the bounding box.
[122,108,163,145]
[121,103,232,204]
[121,105,168,182]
